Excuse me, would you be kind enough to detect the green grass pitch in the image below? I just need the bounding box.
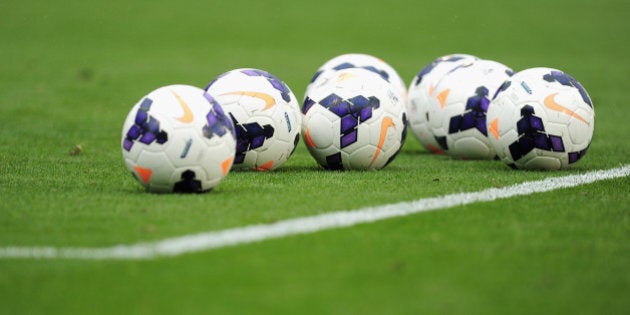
[1,0,629,314]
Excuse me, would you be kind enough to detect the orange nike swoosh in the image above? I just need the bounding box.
[254,160,274,171]
[304,129,316,148]
[133,166,153,184]
[172,91,194,123]
[370,117,396,166]
[436,88,450,108]
[544,93,588,124]
[223,91,276,111]
[489,118,499,140]
[337,72,355,82]
[221,156,234,176]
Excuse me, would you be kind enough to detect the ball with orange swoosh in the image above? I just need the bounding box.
[407,53,479,155]
[302,68,407,170]
[487,67,595,170]
[205,68,302,171]
[122,84,236,193]
[424,59,514,160]
[305,53,407,103]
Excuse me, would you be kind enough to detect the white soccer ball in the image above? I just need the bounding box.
[302,68,407,170]
[406,54,479,154]
[487,67,595,170]
[305,53,407,101]
[205,68,302,171]
[425,59,514,159]
[122,84,236,193]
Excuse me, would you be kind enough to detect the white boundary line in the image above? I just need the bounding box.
[1,164,628,260]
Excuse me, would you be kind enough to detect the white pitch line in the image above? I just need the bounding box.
[1,164,628,260]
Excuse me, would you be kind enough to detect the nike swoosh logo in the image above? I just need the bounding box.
[221,156,234,176]
[544,93,588,125]
[370,117,396,166]
[254,160,274,171]
[489,118,499,140]
[222,91,276,111]
[133,166,153,184]
[172,91,194,123]
[304,129,316,148]
[436,88,450,108]
[337,72,356,82]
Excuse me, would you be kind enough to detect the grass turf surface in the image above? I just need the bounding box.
[1,0,629,314]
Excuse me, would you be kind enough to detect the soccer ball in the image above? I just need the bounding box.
[487,67,595,170]
[426,59,514,159]
[305,53,407,101]
[122,84,236,193]
[302,68,407,170]
[205,68,302,171]
[406,53,479,154]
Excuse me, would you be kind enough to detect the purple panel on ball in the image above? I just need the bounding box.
[340,115,357,133]
[309,70,323,83]
[368,96,380,109]
[330,101,350,117]
[475,120,487,136]
[126,125,141,139]
[529,116,544,131]
[235,154,245,164]
[269,79,284,92]
[213,102,227,117]
[302,97,316,114]
[251,135,265,149]
[123,139,134,151]
[449,115,462,134]
[320,93,342,108]
[516,118,528,134]
[203,92,218,105]
[147,117,160,133]
[139,97,153,110]
[332,62,354,71]
[341,130,358,148]
[568,146,588,164]
[241,69,262,76]
[518,137,534,154]
[246,122,263,135]
[206,112,217,127]
[236,140,249,153]
[479,97,490,112]
[135,110,148,125]
[509,142,523,160]
[156,132,168,144]
[549,135,565,152]
[460,113,475,130]
[359,106,372,121]
[533,133,549,150]
[349,95,369,108]
[325,152,343,170]
[140,132,156,144]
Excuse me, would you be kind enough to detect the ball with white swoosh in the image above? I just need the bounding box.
[302,67,407,170]
[121,84,237,193]
[205,68,302,171]
[487,67,595,170]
